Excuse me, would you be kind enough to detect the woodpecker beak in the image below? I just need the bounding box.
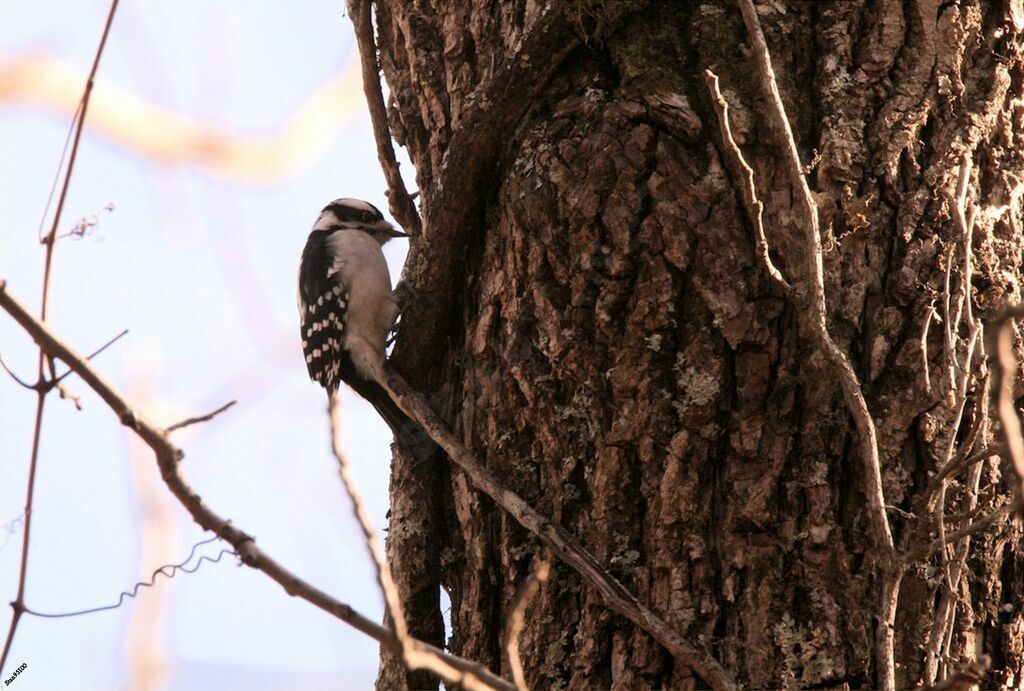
[383,225,409,238]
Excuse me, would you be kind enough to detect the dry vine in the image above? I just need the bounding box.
[710,3,1015,688]
[0,0,122,672]
[728,2,898,687]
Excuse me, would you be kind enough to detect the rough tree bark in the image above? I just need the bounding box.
[373,1,1024,688]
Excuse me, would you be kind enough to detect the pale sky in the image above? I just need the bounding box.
[0,2,414,689]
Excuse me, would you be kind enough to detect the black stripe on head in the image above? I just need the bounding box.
[323,199,384,225]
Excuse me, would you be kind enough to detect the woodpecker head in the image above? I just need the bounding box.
[315,197,408,245]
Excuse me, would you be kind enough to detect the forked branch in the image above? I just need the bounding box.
[0,281,513,691]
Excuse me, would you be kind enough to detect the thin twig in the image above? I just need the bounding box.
[735,2,896,687]
[922,303,938,393]
[943,247,958,395]
[39,3,119,321]
[935,502,1015,553]
[504,560,550,691]
[166,400,237,433]
[36,104,81,245]
[50,328,128,387]
[950,157,975,355]
[906,502,1015,565]
[0,354,35,390]
[327,393,410,656]
[0,282,512,691]
[943,492,1001,526]
[704,69,790,292]
[379,367,736,691]
[933,443,1003,489]
[346,0,421,236]
[0,0,121,674]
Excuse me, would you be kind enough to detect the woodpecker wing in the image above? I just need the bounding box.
[298,229,348,390]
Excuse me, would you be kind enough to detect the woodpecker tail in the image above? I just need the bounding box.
[340,375,434,456]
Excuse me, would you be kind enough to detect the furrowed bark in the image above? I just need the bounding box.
[373,1,1024,687]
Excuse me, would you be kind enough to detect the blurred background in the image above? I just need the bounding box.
[0,1,415,688]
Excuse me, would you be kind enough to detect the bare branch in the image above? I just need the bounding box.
[0,281,513,691]
[166,400,237,434]
[346,0,421,236]
[379,367,736,691]
[504,560,550,691]
[327,394,410,652]
[704,69,790,292]
[329,396,504,688]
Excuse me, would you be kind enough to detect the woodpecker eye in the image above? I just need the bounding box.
[361,211,375,223]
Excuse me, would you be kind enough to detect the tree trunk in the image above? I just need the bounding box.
[375,1,1024,688]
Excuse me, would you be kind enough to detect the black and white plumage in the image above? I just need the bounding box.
[298,197,417,445]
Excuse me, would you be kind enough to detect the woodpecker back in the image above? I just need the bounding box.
[298,198,405,389]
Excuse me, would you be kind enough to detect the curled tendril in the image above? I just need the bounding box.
[23,535,236,619]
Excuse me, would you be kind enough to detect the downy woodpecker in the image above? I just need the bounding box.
[298,197,416,444]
